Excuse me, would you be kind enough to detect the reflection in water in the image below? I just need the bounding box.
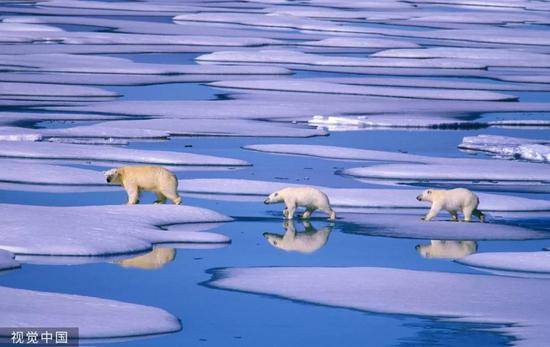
[116,248,176,270]
[415,240,477,260]
[263,220,332,254]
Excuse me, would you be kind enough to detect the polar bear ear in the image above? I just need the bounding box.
[103,168,117,177]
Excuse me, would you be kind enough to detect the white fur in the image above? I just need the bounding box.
[105,165,182,205]
[264,186,336,220]
[416,240,477,259]
[416,188,484,222]
[263,221,331,253]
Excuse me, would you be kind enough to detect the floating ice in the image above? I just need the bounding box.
[197,49,487,69]
[308,115,476,130]
[0,82,118,98]
[340,213,548,240]
[373,48,550,68]
[207,266,550,345]
[209,79,516,101]
[0,250,19,272]
[0,285,181,338]
[0,204,231,256]
[0,162,102,186]
[0,53,290,75]
[0,127,42,142]
[300,37,420,49]
[71,118,326,138]
[459,135,550,163]
[245,144,432,163]
[180,178,550,212]
[457,251,550,278]
[0,141,248,166]
[343,160,550,192]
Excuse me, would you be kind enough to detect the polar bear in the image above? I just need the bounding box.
[264,186,336,220]
[104,165,182,205]
[116,248,176,270]
[263,220,332,254]
[416,188,484,222]
[415,240,477,259]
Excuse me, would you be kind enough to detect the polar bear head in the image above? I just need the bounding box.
[104,168,122,184]
[416,189,435,202]
[264,189,284,204]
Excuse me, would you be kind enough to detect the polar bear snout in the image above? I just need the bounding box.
[263,198,270,204]
[416,195,422,201]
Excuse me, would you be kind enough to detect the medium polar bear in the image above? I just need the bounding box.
[104,165,182,205]
[263,220,332,254]
[264,186,336,220]
[415,240,477,259]
[416,188,484,222]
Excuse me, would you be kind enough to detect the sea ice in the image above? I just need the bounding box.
[459,135,550,163]
[208,266,550,346]
[0,141,248,166]
[0,204,231,256]
[457,251,550,278]
[0,249,19,272]
[340,213,549,240]
[209,79,516,101]
[0,285,181,338]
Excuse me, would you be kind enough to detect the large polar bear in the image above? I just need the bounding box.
[264,186,336,220]
[415,240,477,259]
[416,188,484,222]
[104,165,182,205]
[263,220,332,254]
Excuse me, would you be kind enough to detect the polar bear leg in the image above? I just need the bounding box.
[319,206,336,220]
[162,189,181,205]
[423,204,441,221]
[301,208,315,220]
[450,211,458,222]
[154,192,167,204]
[284,200,296,220]
[462,206,474,222]
[126,185,140,205]
[473,209,485,223]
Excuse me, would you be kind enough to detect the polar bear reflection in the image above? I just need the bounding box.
[415,240,477,260]
[116,247,176,270]
[263,220,332,254]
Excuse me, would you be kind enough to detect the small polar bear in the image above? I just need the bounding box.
[416,188,484,222]
[104,165,182,205]
[263,220,332,254]
[415,240,477,260]
[264,186,336,220]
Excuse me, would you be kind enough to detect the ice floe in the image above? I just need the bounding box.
[0,250,19,272]
[207,266,550,346]
[0,53,290,76]
[459,135,550,163]
[69,118,326,138]
[244,144,430,162]
[343,160,550,193]
[0,285,181,338]
[457,251,550,278]
[0,82,118,98]
[180,178,550,212]
[197,50,487,69]
[0,141,248,166]
[340,213,549,240]
[373,48,550,68]
[209,79,516,101]
[0,204,231,256]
